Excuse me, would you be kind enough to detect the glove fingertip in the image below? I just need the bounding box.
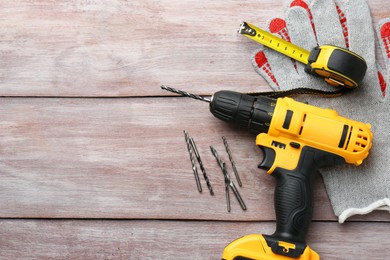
[376,18,390,100]
[251,50,280,90]
[289,0,314,32]
[290,0,310,9]
[253,49,268,68]
[269,18,286,33]
[268,18,292,43]
[285,6,317,52]
[377,18,390,60]
[283,0,307,10]
[378,18,390,32]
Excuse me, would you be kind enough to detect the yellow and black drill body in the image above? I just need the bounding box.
[160,86,373,259]
[210,91,372,260]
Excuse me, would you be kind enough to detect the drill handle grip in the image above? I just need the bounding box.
[261,146,344,258]
[267,166,317,258]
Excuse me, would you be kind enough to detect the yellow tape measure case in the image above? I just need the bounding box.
[305,45,367,88]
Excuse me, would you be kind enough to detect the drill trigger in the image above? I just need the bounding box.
[258,146,276,171]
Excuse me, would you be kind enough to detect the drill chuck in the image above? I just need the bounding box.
[210,90,276,133]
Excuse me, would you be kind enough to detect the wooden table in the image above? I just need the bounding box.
[0,1,389,259]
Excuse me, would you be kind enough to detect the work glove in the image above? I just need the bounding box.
[250,0,390,223]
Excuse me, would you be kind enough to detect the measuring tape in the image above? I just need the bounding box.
[239,22,367,88]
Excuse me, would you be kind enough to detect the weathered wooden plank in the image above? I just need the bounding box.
[0,97,316,219]
[0,0,386,97]
[1,97,388,221]
[0,0,280,97]
[0,219,388,259]
[0,1,388,259]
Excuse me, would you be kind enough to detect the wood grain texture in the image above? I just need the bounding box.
[1,97,389,222]
[0,0,386,97]
[0,0,283,97]
[0,97,332,220]
[1,219,389,260]
[0,1,389,259]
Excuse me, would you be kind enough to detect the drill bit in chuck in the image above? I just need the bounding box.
[161,85,276,134]
[161,85,211,103]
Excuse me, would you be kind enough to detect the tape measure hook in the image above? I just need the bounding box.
[239,22,256,36]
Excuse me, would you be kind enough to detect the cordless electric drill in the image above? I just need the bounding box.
[161,86,373,260]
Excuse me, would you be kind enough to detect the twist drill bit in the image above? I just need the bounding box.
[161,85,211,103]
[222,136,242,187]
[210,146,223,168]
[189,137,214,196]
[184,130,202,192]
[223,163,247,211]
[222,162,231,213]
[211,146,230,212]
[210,146,246,211]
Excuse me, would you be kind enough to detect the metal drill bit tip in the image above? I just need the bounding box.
[160,85,211,103]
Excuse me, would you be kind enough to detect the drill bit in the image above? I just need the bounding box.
[224,164,247,211]
[210,146,229,211]
[161,85,211,103]
[222,136,242,187]
[222,162,231,213]
[189,137,214,196]
[210,146,223,168]
[184,130,202,192]
[210,146,247,211]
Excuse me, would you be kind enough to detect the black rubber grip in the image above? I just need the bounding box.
[265,152,317,258]
[273,169,314,242]
[264,147,345,258]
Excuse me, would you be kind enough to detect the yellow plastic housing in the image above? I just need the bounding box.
[222,234,319,260]
[256,97,373,174]
[309,45,366,88]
